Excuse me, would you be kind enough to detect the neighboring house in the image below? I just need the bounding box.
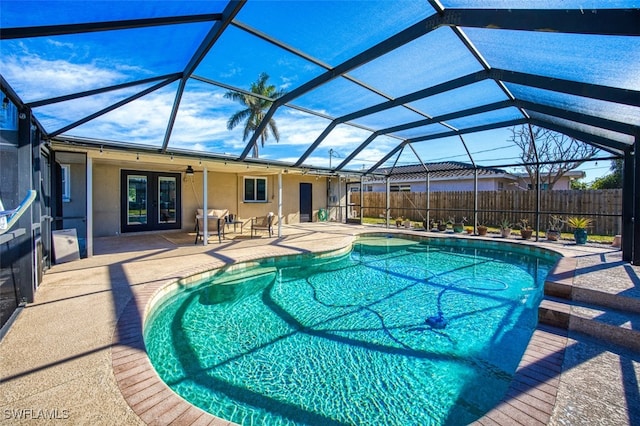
[360,162,584,192]
[512,170,586,190]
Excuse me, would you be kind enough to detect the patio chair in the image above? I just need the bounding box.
[195,208,228,244]
[251,212,276,238]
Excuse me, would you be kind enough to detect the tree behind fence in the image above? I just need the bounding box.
[352,189,622,235]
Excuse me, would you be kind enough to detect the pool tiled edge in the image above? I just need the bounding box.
[111,232,569,426]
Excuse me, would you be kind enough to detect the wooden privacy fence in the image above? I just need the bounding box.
[351,189,622,236]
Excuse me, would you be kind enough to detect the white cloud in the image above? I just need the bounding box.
[3,53,125,102]
[4,47,389,163]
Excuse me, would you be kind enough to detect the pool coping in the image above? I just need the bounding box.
[111,231,569,425]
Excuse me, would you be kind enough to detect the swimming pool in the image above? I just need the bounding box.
[144,235,559,425]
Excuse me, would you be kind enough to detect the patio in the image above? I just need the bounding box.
[0,223,638,425]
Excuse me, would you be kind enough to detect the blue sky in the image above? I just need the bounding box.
[2,0,636,182]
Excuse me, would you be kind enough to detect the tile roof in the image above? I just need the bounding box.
[367,161,508,181]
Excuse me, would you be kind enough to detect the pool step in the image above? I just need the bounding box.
[544,257,640,313]
[539,296,640,352]
[540,256,640,352]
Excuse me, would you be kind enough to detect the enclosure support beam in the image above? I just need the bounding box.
[426,172,430,230]
[622,148,634,262]
[535,164,541,242]
[473,169,478,235]
[385,177,390,229]
[528,123,541,242]
[86,156,93,257]
[633,139,640,265]
[360,175,364,225]
[202,168,208,246]
[278,171,282,237]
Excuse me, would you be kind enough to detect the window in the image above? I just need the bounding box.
[244,177,267,202]
[390,184,410,192]
[61,164,71,202]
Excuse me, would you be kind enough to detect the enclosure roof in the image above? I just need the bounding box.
[1,1,639,175]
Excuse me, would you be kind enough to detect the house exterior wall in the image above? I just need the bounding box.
[93,163,120,237]
[367,177,506,192]
[366,174,579,192]
[91,163,327,237]
[516,175,574,190]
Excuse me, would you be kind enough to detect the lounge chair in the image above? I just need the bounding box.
[251,212,276,238]
[195,208,228,244]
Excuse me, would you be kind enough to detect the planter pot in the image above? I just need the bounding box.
[521,229,533,240]
[477,226,488,236]
[403,220,411,229]
[423,219,434,230]
[500,228,511,238]
[546,229,560,241]
[395,220,402,228]
[452,223,464,233]
[437,224,447,232]
[574,228,588,245]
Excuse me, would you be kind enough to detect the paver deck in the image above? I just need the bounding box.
[1,223,638,425]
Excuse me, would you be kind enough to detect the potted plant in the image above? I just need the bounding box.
[546,215,563,241]
[499,218,512,238]
[395,216,403,228]
[566,216,593,245]
[519,218,533,240]
[476,220,488,236]
[452,217,466,233]
[465,227,473,234]
[437,219,447,232]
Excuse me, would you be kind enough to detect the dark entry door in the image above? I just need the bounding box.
[120,170,181,233]
[300,183,312,222]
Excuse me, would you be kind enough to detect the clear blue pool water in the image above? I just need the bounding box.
[144,236,559,425]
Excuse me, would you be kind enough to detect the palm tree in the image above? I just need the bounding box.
[224,72,287,158]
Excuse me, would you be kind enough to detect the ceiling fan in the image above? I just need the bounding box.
[169,165,202,175]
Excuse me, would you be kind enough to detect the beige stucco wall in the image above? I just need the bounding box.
[91,163,328,237]
[93,163,120,237]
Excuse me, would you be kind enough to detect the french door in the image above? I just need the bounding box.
[120,170,181,233]
[300,183,312,222]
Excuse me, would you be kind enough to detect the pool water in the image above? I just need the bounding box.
[144,236,558,425]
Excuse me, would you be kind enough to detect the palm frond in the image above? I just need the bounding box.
[224,72,288,157]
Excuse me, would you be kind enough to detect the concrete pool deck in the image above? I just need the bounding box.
[0,223,638,425]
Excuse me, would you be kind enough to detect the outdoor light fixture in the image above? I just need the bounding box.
[185,165,194,176]
[99,145,103,154]
[136,153,139,161]
[2,96,8,109]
